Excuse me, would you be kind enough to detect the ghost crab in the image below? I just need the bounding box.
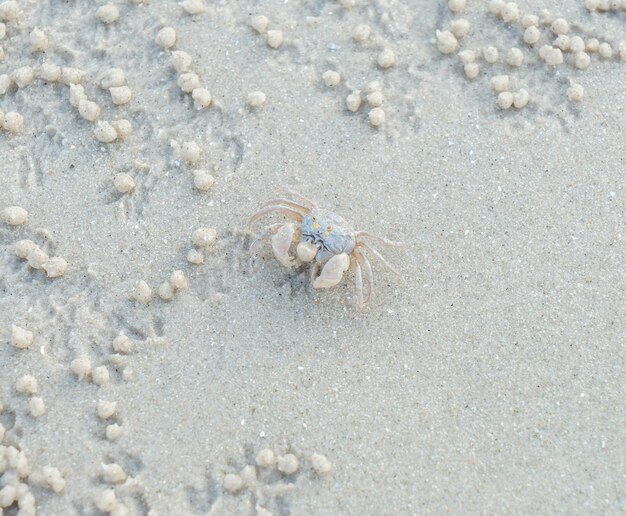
[249,189,402,309]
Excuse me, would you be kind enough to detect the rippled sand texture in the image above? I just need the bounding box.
[0,0,624,514]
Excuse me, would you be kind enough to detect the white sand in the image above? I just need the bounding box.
[1,0,624,514]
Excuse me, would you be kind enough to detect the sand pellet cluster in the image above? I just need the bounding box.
[181,0,207,16]
[69,357,111,386]
[70,356,92,380]
[0,442,65,514]
[13,238,68,278]
[276,453,299,474]
[156,27,176,49]
[29,465,66,493]
[216,447,332,512]
[169,51,189,75]
[101,462,127,484]
[489,75,529,109]
[176,72,207,105]
[88,390,124,443]
[176,139,201,164]
[62,72,132,142]
[158,269,188,301]
[0,2,19,23]
[28,27,49,52]
[342,80,389,127]
[109,82,132,106]
[113,172,135,194]
[132,280,152,304]
[1,110,24,133]
[585,0,626,11]
[105,423,123,442]
[247,90,266,108]
[112,332,135,354]
[567,82,585,102]
[0,75,11,94]
[97,400,117,420]
[267,30,284,49]
[132,267,191,303]
[94,488,131,514]
[192,168,215,192]
[171,139,217,196]
[15,374,38,395]
[44,252,66,274]
[13,66,35,88]
[345,90,362,112]
[92,365,111,386]
[377,47,396,69]
[255,448,276,468]
[187,227,217,265]
[94,119,130,143]
[158,28,213,111]
[310,453,332,475]
[2,205,27,225]
[250,13,290,50]
[186,248,204,265]
[61,67,86,85]
[352,24,371,44]
[11,324,34,349]
[436,30,458,54]
[437,2,626,107]
[322,70,341,88]
[97,4,120,25]
[28,397,45,418]
[192,228,216,248]
[437,1,473,57]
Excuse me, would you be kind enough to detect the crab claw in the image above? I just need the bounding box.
[313,253,350,289]
[271,223,296,267]
[296,241,318,262]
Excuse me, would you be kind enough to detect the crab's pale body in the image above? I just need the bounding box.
[249,189,402,308]
[300,209,356,264]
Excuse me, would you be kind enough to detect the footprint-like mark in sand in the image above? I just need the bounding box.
[187,230,250,303]
[104,160,165,222]
[15,126,66,190]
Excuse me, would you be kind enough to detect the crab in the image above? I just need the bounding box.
[248,189,402,308]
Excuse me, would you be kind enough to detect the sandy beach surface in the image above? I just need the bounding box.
[1,0,624,514]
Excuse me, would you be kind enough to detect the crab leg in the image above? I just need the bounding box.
[354,250,374,304]
[354,258,364,309]
[357,242,400,276]
[249,223,285,256]
[282,187,318,209]
[248,223,286,269]
[271,223,297,267]
[248,205,304,228]
[309,262,320,283]
[360,252,374,303]
[355,231,404,247]
[313,253,350,288]
[261,198,310,215]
